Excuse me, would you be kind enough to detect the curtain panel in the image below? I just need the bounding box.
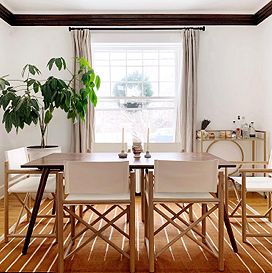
[72,29,95,153]
[176,29,200,152]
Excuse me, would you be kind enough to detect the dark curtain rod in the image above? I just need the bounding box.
[69,26,205,31]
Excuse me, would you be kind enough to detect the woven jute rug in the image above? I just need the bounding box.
[0,200,272,273]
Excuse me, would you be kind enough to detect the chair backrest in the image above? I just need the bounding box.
[5,147,29,170]
[154,159,218,193]
[65,161,130,195]
[144,143,181,152]
[92,143,128,153]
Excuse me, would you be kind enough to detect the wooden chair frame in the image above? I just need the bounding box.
[4,162,59,242]
[144,170,224,272]
[57,171,136,273]
[229,167,272,242]
[228,161,272,216]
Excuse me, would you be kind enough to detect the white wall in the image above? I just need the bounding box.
[258,16,272,151]
[0,22,270,193]
[198,26,261,129]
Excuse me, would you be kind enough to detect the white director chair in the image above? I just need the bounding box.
[4,147,57,242]
[57,161,136,273]
[145,160,224,272]
[229,150,272,242]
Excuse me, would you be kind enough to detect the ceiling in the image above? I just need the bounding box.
[2,0,271,14]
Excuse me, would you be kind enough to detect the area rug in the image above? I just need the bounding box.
[0,200,272,273]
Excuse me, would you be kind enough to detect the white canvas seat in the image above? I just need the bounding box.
[145,159,224,272]
[57,161,135,273]
[230,176,272,192]
[9,176,56,193]
[4,147,57,242]
[229,150,272,242]
[65,193,130,203]
[154,192,216,201]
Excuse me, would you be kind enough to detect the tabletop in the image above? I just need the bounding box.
[22,152,236,169]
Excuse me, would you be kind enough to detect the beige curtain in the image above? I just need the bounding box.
[72,29,95,153]
[176,29,200,152]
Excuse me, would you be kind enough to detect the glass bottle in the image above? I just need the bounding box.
[249,121,256,138]
[231,120,236,138]
[236,115,241,139]
[241,116,249,139]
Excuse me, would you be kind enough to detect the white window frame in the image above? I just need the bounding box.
[92,43,180,143]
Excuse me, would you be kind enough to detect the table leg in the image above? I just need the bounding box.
[22,167,50,255]
[224,206,238,253]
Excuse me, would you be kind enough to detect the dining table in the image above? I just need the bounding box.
[21,152,238,254]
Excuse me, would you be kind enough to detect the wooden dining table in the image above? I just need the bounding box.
[21,152,238,254]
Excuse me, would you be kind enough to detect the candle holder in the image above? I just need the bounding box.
[144,150,151,158]
[118,150,128,158]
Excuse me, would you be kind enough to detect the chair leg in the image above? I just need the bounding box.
[57,173,64,273]
[79,205,83,218]
[149,204,155,273]
[127,205,130,223]
[241,173,247,243]
[268,193,272,222]
[202,204,207,244]
[129,203,135,273]
[4,168,9,243]
[189,204,194,222]
[71,206,76,245]
[27,194,32,221]
[218,171,224,271]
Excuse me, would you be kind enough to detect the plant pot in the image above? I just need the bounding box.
[27,145,61,161]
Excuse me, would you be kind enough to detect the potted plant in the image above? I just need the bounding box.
[0,57,100,158]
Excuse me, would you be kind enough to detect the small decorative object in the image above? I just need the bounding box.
[197,119,211,140]
[219,131,226,139]
[145,128,151,158]
[132,138,143,159]
[226,130,232,138]
[118,128,127,158]
[208,132,215,139]
[201,119,211,130]
[197,129,209,140]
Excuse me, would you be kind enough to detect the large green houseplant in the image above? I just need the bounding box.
[0,57,100,148]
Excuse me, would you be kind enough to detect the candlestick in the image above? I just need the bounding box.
[145,128,151,158]
[118,128,127,158]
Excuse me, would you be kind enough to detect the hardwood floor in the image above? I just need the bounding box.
[0,191,269,236]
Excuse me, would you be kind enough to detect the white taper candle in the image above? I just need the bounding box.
[147,128,150,151]
[122,128,124,151]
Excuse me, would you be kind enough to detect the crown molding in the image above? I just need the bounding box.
[1,1,272,27]
[255,1,272,24]
[12,14,255,26]
[0,4,14,25]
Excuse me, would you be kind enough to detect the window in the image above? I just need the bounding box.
[92,43,180,144]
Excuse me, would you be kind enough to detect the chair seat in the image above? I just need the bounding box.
[65,193,130,204]
[9,176,56,193]
[154,192,215,202]
[231,176,272,192]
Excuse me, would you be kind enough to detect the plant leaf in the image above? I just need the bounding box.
[44,110,53,124]
[95,75,101,90]
[47,58,56,70]
[55,58,62,71]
